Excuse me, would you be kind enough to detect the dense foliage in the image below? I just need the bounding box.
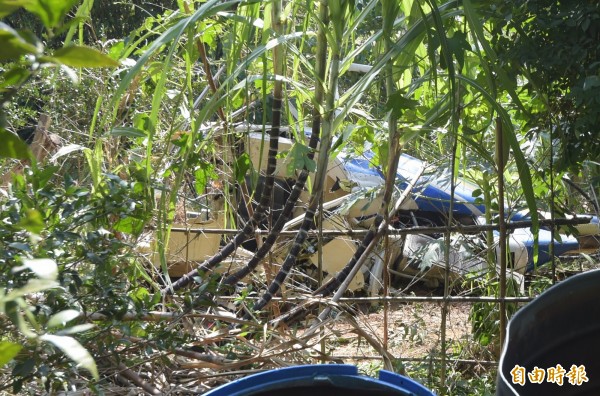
[489,0,600,171]
[5,0,179,43]
[0,169,150,393]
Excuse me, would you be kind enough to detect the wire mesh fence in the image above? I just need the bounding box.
[151,214,599,394]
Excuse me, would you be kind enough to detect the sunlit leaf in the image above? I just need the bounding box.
[194,163,217,195]
[83,143,102,192]
[17,209,44,234]
[13,258,57,280]
[52,45,119,68]
[47,309,80,329]
[49,143,85,162]
[40,334,98,380]
[234,153,251,183]
[0,341,22,367]
[56,323,95,335]
[131,287,149,301]
[107,40,125,60]
[113,216,144,235]
[4,279,59,300]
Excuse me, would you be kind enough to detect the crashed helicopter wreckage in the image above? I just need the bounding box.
[147,124,600,295]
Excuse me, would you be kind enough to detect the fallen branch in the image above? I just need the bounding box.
[116,362,161,395]
[87,311,253,325]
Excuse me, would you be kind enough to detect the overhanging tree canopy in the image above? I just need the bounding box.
[489,0,600,171]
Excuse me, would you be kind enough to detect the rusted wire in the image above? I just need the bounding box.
[160,216,591,236]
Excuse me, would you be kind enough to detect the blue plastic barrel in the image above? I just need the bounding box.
[204,364,435,396]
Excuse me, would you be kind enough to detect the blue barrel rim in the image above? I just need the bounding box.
[203,364,435,396]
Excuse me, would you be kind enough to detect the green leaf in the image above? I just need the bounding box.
[52,45,119,68]
[113,216,144,236]
[287,142,316,175]
[32,165,58,189]
[40,334,98,380]
[0,22,41,60]
[0,0,30,18]
[47,309,80,329]
[194,163,217,195]
[130,287,150,308]
[133,112,153,133]
[385,91,419,118]
[23,0,78,29]
[381,0,400,37]
[83,142,102,192]
[447,30,470,70]
[0,341,22,367]
[16,208,44,234]
[107,40,125,60]
[0,128,30,159]
[234,153,251,183]
[110,127,147,138]
[0,66,31,88]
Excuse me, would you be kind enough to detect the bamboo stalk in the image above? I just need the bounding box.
[263,0,286,295]
[496,118,508,351]
[163,2,284,295]
[219,0,329,287]
[381,0,401,356]
[248,0,334,313]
